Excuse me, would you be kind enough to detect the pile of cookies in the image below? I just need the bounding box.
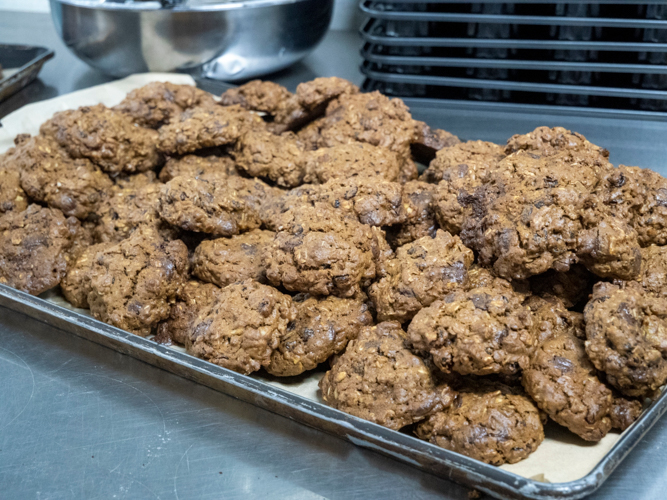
[0,77,662,465]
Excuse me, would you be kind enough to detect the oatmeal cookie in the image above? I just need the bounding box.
[0,168,28,215]
[94,179,166,243]
[158,105,264,155]
[301,142,401,184]
[505,126,610,162]
[220,80,293,115]
[272,77,360,133]
[15,135,113,219]
[156,280,221,345]
[42,104,161,175]
[263,205,379,297]
[407,284,535,376]
[158,154,237,182]
[115,81,216,128]
[369,230,474,323]
[266,293,373,377]
[233,128,305,187]
[159,175,273,236]
[522,297,613,441]
[415,381,544,465]
[610,395,643,431]
[0,204,79,295]
[388,181,437,247]
[60,242,112,309]
[87,228,189,336]
[596,165,667,247]
[192,229,274,287]
[422,140,505,184]
[186,279,297,374]
[638,244,667,298]
[320,322,454,430]
[584,281,667,397]
[460,150,640,280]
[262,177,405,229]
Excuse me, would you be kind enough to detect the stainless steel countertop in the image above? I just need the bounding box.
[1,11,667,500]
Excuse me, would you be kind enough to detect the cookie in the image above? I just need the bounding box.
[186,279,297,374]
[156,280,221,345]
[320,321,453,430]
[16,135,113,219]
[0,204,79,295]
[415,381,544,465]
[158,154,237,183]
[369,230,473,323]
[115,81,216,128]
[263,204,379,297]
[192,229,274,287]
[584,281,667,397]
[408,284,535,376]
[266,293,373,377]
[42,104,161,175]
[86,228,189,336]
[158,175,274,236]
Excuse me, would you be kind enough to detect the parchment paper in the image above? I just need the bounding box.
[1,74,625,484]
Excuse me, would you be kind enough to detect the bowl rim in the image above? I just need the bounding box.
[50,0,325,12]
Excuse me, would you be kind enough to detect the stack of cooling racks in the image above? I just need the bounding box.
[359,0,667,115]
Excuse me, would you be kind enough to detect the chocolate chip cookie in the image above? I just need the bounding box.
[0,204,79,295]
[192,229,274,287]
[186,279,297,374]
[369,230,474,323]
[320,321,454,430]
[266,293,373,377]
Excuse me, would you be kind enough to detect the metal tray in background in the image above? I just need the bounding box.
[361,43,667,73]
[1,279,667,500]
[360,0,667,28]
[0,44,54,103]
[360,61,667,100]
[360,17,667,50]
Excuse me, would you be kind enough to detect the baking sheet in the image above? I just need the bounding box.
[1,74,666,499]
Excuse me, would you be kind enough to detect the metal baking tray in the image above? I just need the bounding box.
[361,61,667,100]
[360,17,667,50]
[1,280,667,500]
[361,48,667,73]
[0,45,54,104]
[361,43,667,73]
[360,1,667,28]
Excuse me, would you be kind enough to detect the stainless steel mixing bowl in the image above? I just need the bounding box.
[49,0,333,80]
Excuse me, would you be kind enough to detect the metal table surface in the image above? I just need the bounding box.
[1,11,667,500]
